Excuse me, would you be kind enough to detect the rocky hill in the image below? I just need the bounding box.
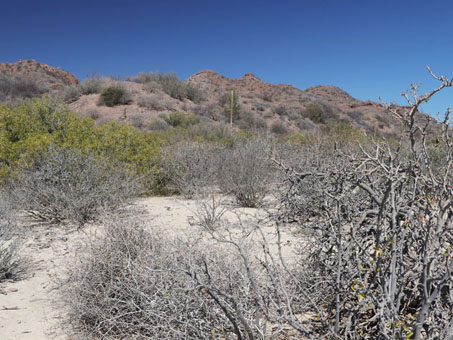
[0,60,79,101]
[0,60,79,88]
[1,60,435,138]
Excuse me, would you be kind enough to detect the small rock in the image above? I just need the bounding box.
[8,288,18,292]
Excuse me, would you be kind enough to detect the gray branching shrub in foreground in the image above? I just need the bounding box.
[61,218,289,339]
[0,198,26,282]
[273,67,453,339]
[8,146,141,225]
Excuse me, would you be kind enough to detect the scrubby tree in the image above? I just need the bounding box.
[271,67,453,339]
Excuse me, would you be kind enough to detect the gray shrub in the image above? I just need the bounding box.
[8,146,141,225]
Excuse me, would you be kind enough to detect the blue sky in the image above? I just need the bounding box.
[1,0,453,116]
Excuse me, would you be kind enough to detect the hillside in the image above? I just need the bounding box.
[0,60,435,138]
[0,60,79,101]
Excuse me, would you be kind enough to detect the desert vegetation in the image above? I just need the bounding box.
[134,71,204,103]
[0,197,26,283]
[1,68,452,340]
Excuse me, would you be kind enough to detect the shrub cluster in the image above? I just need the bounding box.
[304,102,339,124]
[7,146,141,225]
[0,74,49,101]
[134,72,203,103]
[60,218,271,339]
[80,75,105,95]
[161,137,276,207]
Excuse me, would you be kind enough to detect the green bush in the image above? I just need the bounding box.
[305,102,339,124]
[98,86,131,107]
[0,96,165,193]
[185,84,203,103]
[305,103,325,124]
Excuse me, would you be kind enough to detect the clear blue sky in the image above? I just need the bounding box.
[2,0,453,116]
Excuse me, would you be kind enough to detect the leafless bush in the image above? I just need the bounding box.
[8,146,141,225]
[129,113,145,129]
[60,217,293,339]
[192,195,227,230]
[270,120,288,135]
[271,67,453,339]
[137,94,165,110]
[0,74,49,100]
[0,197,26,282]
[147,118,169,131]
[217,138,276,207]
[80,75,106,94]
[237,110,267,131]
[60,85,81,103]
[86,109,100,120]
[160,141,221,198]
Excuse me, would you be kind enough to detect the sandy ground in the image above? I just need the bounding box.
[0,196,298,340]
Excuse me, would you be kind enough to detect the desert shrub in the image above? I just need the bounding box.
[185,84,204,103]
[0,96,95,182]
[304,102,325,123]
[129,114,145,129]
[7,146,141,225]
[217,138,275,207]
[92,121,165,193]
[147,118,169,131]
[135,72,203,102]
[236,110,267,131]
[295,117,316,131]
[98,85,131,107]
[160,111,199,128]
[271,70,453,339]
[86,109,100,120]
[375,112,390,128]
[80,75,105,95]
[0,197,26,282]
[261,92,273,102]
[347,109,364,121]
[254,103,265,112]
[137,95,165,110]
[134,72,156,84]
[270,120,288,134]
[60,217,280,339]
[143,81,161,93]
[60,85,81,103]
[273,105,289,116]
[160,74,187,100]
[185,121,235,144]
[161,141,220,197]
[0,97,165,193]
[0,74,48,100]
